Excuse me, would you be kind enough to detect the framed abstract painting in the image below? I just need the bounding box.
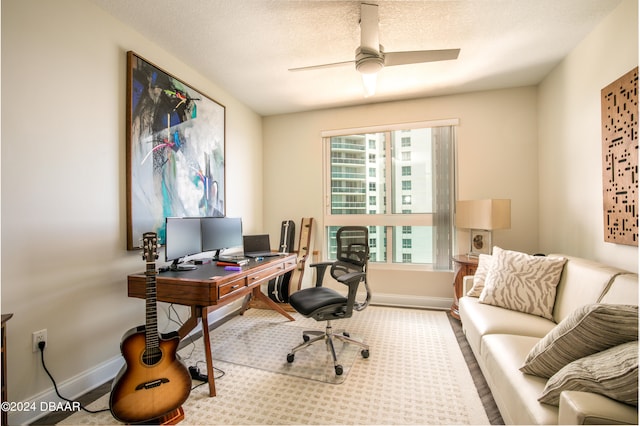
[126,51,225,249]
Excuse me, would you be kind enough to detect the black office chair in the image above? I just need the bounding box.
[286,226,371,375]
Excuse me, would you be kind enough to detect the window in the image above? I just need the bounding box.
[322,120,457,268]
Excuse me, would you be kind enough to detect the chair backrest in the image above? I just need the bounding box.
[330,226,369,278]
[331,226,371,312]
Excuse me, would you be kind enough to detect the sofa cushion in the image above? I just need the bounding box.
[539,341,638,406]
[599,273,639,305]
[459,296,555,358]
[550,254,628,323]
[466,253,493,297]
[481,334,559,424]
[479,248,566,320]
[521,304,638,378]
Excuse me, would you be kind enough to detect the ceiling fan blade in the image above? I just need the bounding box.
[360,3,380,53]
[384,49,461,66]
[288,60,355,72]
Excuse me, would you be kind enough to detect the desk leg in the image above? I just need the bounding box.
[252,288,295,321]
[178,306,200,339]
[200,307,217,397]
[177,306,216,397]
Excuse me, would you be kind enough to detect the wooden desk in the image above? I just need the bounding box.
[127,254,297,396]
[450,255,478,320]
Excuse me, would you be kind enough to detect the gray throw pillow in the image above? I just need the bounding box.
[521,303,638,378]
[538,341,638,406]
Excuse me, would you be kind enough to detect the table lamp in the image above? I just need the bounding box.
[455,199,511,256]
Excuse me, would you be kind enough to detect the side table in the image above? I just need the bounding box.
[450,256,478,320]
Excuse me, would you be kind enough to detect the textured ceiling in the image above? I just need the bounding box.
[89,0,622,116]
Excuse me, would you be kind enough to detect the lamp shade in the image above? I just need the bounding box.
[455,199,511,230]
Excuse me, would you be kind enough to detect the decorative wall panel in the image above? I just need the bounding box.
[601,67,638,246]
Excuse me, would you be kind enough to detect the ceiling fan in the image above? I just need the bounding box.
[289,2,460,96]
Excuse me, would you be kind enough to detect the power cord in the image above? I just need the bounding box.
[38,341,110,414]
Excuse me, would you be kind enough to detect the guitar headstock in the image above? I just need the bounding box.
[142,232,159,262]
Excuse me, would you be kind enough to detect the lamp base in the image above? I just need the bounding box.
[468,229,493,256]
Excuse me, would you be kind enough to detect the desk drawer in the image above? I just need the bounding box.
[218,276,247,299]
[247,262,290,286]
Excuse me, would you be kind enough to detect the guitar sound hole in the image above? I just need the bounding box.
[142,348,162,366]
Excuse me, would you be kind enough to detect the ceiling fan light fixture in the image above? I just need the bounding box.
[361,73,377,97]
[355,46,384,75]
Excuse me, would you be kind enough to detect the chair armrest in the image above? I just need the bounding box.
[309,261,335,268]
[337,271,366,287]
[309,261,334,287]
[559,391,638,425]
[337,272,370,313]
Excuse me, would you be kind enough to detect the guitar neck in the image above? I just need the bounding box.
[142,233,160,352]
[145,261,159,349]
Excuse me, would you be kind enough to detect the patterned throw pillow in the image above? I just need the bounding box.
[521,304,638,378]
[538,341,638,406]
[479,248,566,320]
[466,253,494,297]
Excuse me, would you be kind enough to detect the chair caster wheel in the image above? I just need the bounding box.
[287,353,295,363]
[335,365,343,375]
[361,349,370,358]
[342,331,350,337]
[302,334,310,342]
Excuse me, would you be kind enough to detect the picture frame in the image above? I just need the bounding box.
[126,51,226,249]
[470,229,492,256]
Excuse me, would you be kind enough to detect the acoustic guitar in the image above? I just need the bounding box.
[110,232,191,424]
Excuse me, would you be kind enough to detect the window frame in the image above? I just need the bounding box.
[321,119,458,268]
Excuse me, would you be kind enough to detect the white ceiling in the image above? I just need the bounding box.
[90,0,622,116]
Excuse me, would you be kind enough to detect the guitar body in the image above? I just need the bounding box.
[110,326,191,424]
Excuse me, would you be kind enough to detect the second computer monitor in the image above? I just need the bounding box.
[201,217,243,255]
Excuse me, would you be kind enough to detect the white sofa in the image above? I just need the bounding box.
[459,253,638,425]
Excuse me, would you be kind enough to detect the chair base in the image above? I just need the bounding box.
[286,320,369,375]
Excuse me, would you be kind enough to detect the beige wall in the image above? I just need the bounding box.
[538,0,638,272]
[262,87,540,303]
[1,0,263,421]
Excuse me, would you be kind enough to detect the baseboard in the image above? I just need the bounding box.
[10,355,124,425]
[371,293,452,311]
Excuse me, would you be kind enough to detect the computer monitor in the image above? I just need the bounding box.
[164,217,202,271]
[201,217,243,260]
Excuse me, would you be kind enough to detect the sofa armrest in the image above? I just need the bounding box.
[462,275,475,295]
[559,391,638,425]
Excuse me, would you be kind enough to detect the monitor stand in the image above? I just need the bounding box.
[210,249,222,262]
[169,258,197,271]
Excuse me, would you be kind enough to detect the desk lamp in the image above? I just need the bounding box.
[455,199,511,256]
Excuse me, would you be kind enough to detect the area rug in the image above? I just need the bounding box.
[60,306,490,425]
[185,308,361,384]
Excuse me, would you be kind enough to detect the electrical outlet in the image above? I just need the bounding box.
[32,329,47,352]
